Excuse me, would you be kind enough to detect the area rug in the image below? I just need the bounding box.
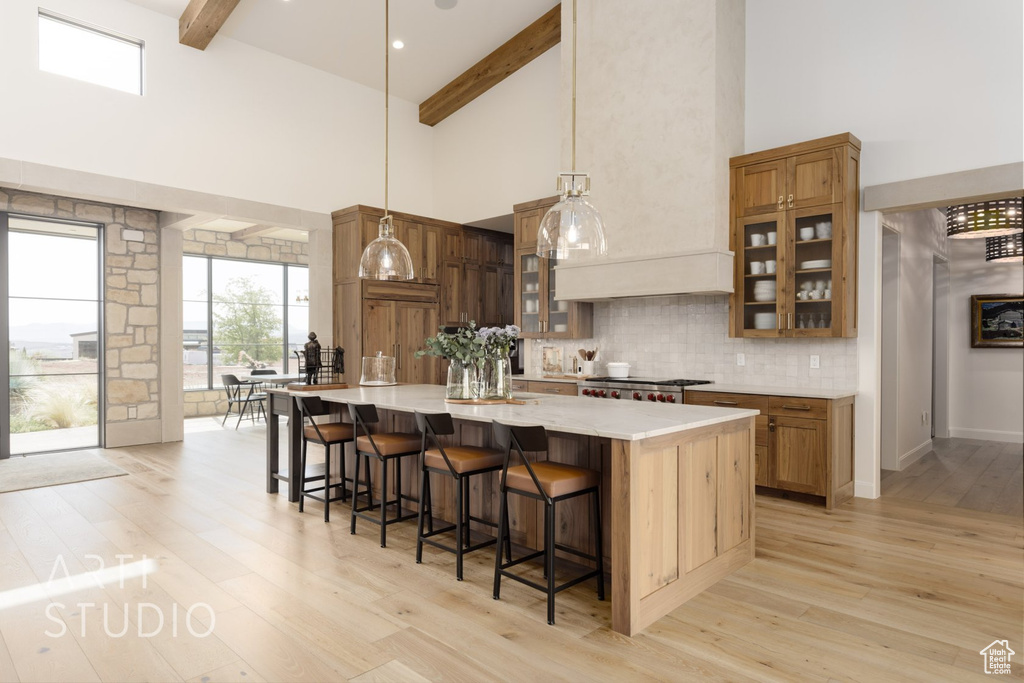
[0,451,128,494]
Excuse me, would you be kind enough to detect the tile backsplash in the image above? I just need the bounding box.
[525,295,857,390]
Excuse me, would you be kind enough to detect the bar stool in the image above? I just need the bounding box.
[414,411,507,580]
[295,396,354,523]
[491,421,604,625]
[348,403,421,547]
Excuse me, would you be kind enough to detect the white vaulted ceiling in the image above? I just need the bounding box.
[121,0,560,103]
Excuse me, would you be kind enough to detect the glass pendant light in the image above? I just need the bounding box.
[536,0,607,260]
[946,197,1022,240]
[986,233,1023,263]
[358,0,414,280]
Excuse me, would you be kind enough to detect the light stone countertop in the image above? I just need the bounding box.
[277,384,757,442]
[512,374,583,384]
[687,383,857,400]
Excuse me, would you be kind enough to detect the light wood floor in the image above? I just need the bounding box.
[0,420,1020,682]
[882,437,1023,517]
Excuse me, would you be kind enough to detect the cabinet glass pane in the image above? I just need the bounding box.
[520,253,540,334]
[793,211,834,332]
[741,218,781,332]
[547,257,569,334]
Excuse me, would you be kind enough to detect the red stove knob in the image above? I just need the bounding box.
[611,390,620,399]
[581,389,591,396]
[647,393,656,401]
[666,395,676,403]
[633,392,642,400]
[657,394,665,402]
[598,390,607,398]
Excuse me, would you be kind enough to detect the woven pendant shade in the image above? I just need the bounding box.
[946,197,1022,239]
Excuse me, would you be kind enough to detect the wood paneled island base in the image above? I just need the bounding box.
[265,384,757,636]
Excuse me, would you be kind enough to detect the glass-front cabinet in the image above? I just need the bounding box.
[730,134,860,339]
[514,249,592,339]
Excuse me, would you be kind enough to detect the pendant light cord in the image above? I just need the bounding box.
[570,0,577,173]
[384,0,390,219]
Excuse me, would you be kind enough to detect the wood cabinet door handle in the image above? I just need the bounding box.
[714,400,739,406]
[769,420,775,431]
[777,195,784,209]
[787,194,794,208]
[781,404,811,411]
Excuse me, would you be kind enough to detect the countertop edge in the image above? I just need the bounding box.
[686,384,857,400]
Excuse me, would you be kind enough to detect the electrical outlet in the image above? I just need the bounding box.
[736,353,745,366]
[922,411,929,425]
[128,405,138,419]
[809,355,820,369]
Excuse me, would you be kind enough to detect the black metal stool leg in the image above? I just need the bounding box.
[350,453,361,535]
[416,467,428,564]
[323,443,331,523]
[546,501,556,625]
[298,437,308,513]
[455,474,464,580]
[463,477,471,549]
[594,489,605,601]
[493,489,508,600]
[379,457,388,547]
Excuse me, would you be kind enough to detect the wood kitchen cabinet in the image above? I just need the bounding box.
[685,390,854,509]
[357,281,440,385]
[513,197,593,339]
[443,227,513,327]
[729,134,860,338]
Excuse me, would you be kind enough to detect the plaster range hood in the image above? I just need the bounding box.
[554,248,735,301]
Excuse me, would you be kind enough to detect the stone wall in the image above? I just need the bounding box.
[0,187,161,441]
[182,229,308,264]
[181,228,307,417]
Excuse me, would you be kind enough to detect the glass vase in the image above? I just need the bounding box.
[445,358,478,400]
[481,352,513,401]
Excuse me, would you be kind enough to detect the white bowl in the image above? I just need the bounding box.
[815,222,833,239]
[799,227,816,241]
[606,362,631,378]
[753,312,776,329]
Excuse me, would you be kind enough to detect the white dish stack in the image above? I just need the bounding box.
[752,312,776,330]
[752,280,777,302]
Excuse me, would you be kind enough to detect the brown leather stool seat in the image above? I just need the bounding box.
[505,462,600,498]
[356,432,420,456]
[295,396,355,522]
[491,422,604,625]
[348,404,422,548]
[424,445,505,474]
[305,422,354,443]
[416,412,507,581]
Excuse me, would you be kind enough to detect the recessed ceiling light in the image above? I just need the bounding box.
[435,0,457,9]
[392,39,404,49]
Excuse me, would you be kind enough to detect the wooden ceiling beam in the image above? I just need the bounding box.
[179,0,241,51]
[419,3,561,127]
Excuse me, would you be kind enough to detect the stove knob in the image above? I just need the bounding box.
[611,391,620,399]
[598,390,607,398]
[581,389,591,396]
[657,394,665,402]
[633,392,642,400]
[667,395,676,403]
[647,393,656,402]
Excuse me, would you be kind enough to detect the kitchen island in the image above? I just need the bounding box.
[265,384,758,636]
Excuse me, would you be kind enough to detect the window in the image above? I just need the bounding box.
[38,10,144,95]
[183,256,309,391]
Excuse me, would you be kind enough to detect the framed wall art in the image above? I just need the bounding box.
[970,294,1024,348]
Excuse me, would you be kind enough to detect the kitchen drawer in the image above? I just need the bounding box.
[527,381,577,396]
[686,391,769,413]
[510,379,529,392]
[755,415,769,447]
[769,396,827,420]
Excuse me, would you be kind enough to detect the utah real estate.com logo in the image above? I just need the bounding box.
[980,640,1015,675]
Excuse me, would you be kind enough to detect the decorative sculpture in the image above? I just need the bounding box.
[303,332,322,384]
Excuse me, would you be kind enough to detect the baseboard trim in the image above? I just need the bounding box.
[949,428,1024,443]
[899,439,933,470]
[854,480,879,499]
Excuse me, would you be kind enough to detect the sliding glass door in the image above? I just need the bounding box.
[2,213,103,457]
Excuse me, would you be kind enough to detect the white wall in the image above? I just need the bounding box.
[746,0,1024,187]
[881,209,948,467]
[948,239,1024,442]
[0,0,435,218]
[432,48,560,224]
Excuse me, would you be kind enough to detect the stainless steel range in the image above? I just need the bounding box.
[578,377,712,403]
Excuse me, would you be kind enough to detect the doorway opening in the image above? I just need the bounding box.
[879,226,900,471]
[1,213,104,457]
[931,256,950,439]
